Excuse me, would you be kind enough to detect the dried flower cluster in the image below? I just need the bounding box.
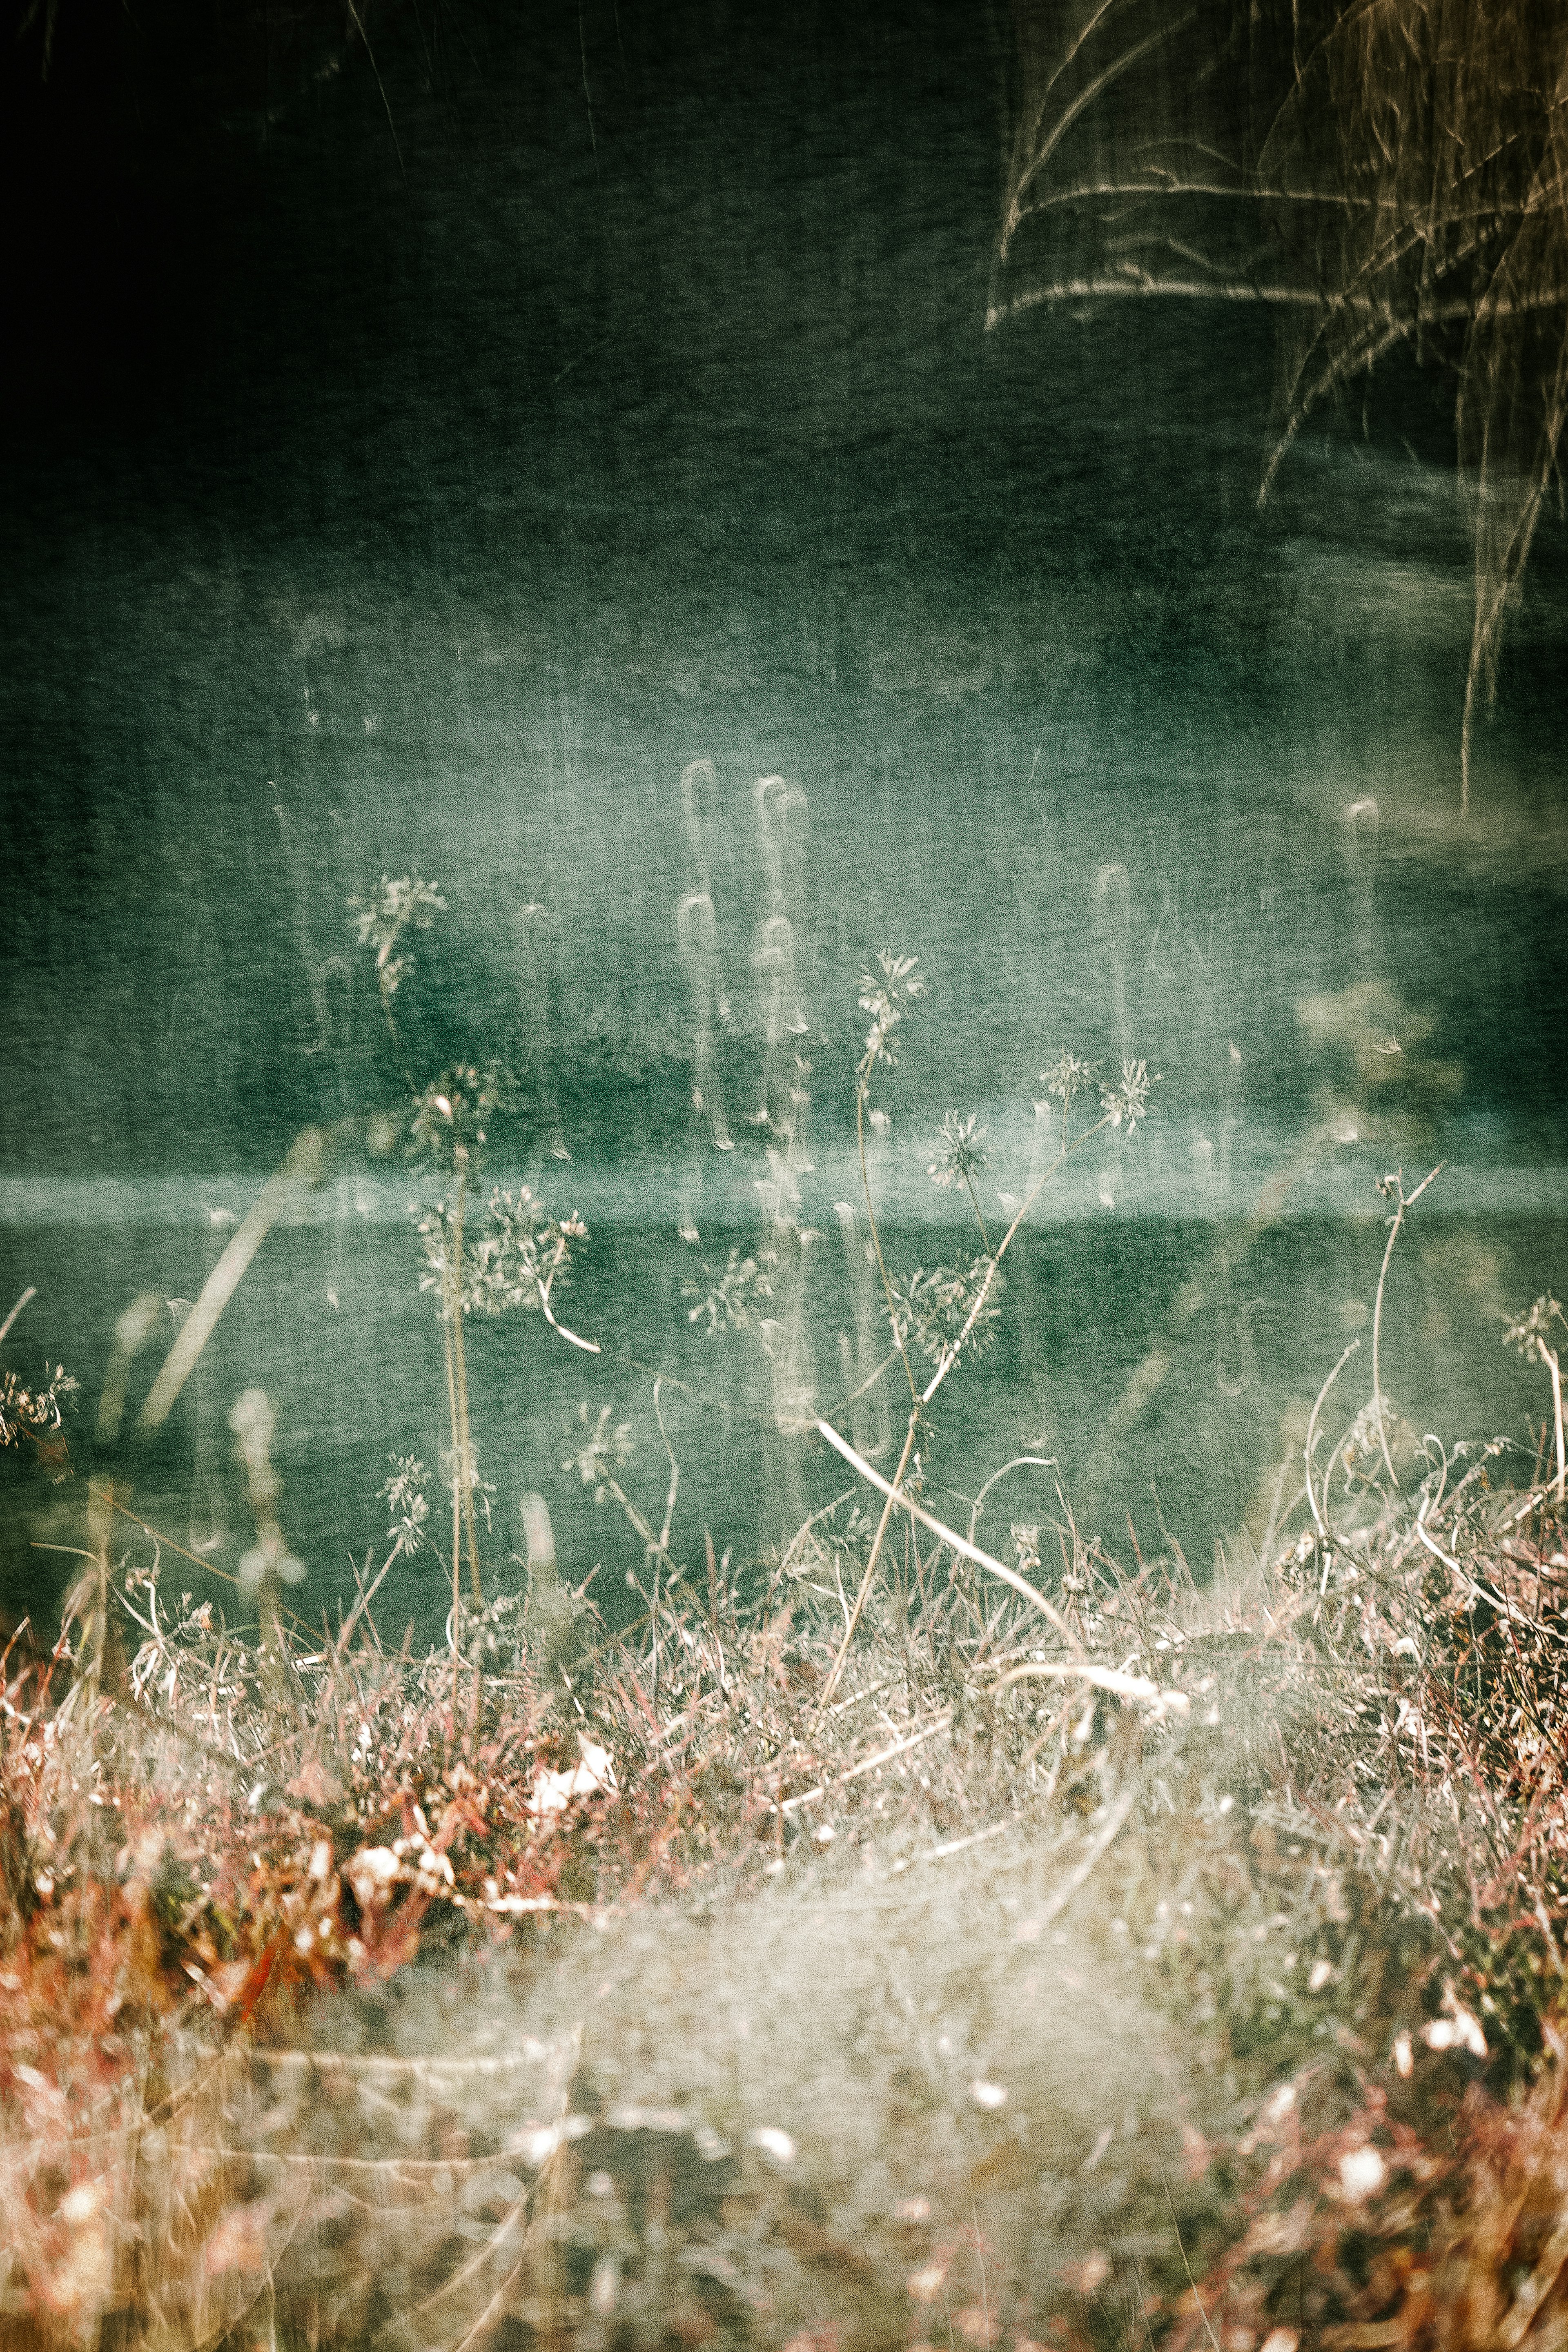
[856,948,927,1080]
[347,873,446,1001]
[0,1361,78,1454]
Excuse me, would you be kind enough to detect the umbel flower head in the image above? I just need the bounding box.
[1504,1295,1565,1361]
[1100,1058,1158,1132]
[928,1111,989,1189]
[566,1401,635,1499]
[1040,1051,1095,1107]
[409,1064,512,1163]
[858,950,926,1081]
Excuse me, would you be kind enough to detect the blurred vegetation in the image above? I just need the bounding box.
[3,912,1567,2349]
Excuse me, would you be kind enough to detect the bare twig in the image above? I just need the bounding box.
[139,1130,329,1430]
[817,1420,1081,1648]
[1372,1164,1444,1488]
[0,1285,36,1350]
[1305,1340,1362,1539]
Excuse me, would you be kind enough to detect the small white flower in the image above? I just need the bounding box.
[749,2126,795,2166]
[1423,2006,1487,2058]
[1338,2145,1386,2201]
[345,1846,401,1910]
[527,1738,617,1815]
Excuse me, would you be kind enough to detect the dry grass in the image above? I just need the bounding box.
[3,1432,1567,2350]
[998,0,1568,811]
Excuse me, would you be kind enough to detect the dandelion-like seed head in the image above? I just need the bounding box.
[1041,1050,1095,1105]
[927,1111,989,1189]
[1100,1057,1158,1132]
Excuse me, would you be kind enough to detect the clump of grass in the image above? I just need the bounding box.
[997,0,1568,810]
[8,1397,1566,2350]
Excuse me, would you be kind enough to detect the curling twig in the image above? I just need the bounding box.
[1372,1163,1443,1490]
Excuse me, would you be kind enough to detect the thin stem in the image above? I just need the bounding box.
[860,1085,919,1409]
[1541,1344,1565,1502]
[818,1418,1082,1649]
[442,1293,463,1735]
[962,1169,993,1257]
[0,1286,36,1351]
[139,1129,328,1431]
[448,1160,483,1609]
[537,1273,601,1354]
[819,1102,1116,1711]
[922,1110,1114,1409]
[601,1472,678,1576]
[335,1537,403,1657]
[966,1455,1056,1547]
[1305,1339,1361,1539]
[771,1483,858,1596]
[653,1377,679,1552]
[437,1169,477,1737]
[375,969,419,1099]
[1372,1163,1444,1490]
[816,1414,919,1714]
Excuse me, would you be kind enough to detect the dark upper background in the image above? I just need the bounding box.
[1,0,1564,1178]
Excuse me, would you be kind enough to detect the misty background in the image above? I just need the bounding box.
[2,0,1565,1638]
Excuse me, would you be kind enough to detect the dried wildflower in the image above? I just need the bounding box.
[886,1258,1002,1368]
[409,1063,511,1163]
[682,1247,776,1333]
[1504,1294,1565,1361]
[566,1402,635,1496]
[1040,1050,1095,1105]
[1100,1056,1158,1131]
[380,1456,428,1558]
[419,1178,595,1358]
[459,1187,588,1313]
[0,1361,78,1450]
[348,873,445,999]
[928,1111,989,1189]
[858,949,927,1080]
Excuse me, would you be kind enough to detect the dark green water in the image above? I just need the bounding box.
[2,0,1566,1642]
